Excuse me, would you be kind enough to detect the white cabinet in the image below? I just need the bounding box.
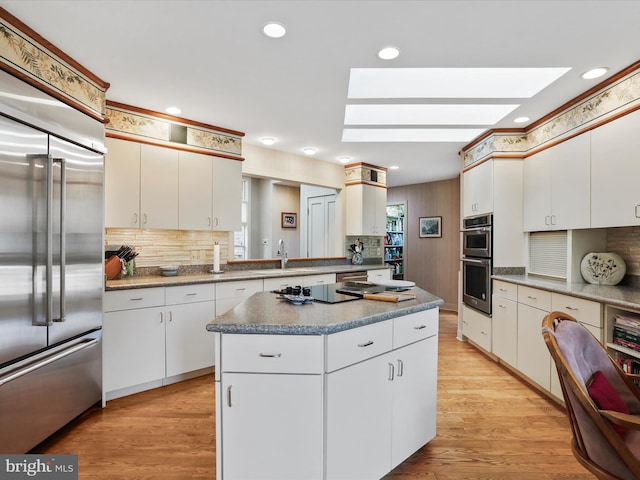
[517,286,552,391]
[103,288,166,393]
[345,183,387,235]
[215,308,439,480]
[326,350,393,480]
[262,276,305,291]
[215,279,263,317]
[165,284,216,377]
[326,310,438,478]
[178,150,213,230]
[139,143,179,229]
[461,305,491,352]
[368,267,392,282]
[551,292,603,343]
[492,280,518,367]
[212,156,242,232]
[104,284,215,398]
[105,137,241,231]
[104,137,141,228]
[591,109,640,228]
[221,373,323,480]
[463,160,493,217]
[301,273,335,286]
[219,334,324,480]
[523,134,591,231]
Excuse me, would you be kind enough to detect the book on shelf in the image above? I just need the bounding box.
[615,314,640,330]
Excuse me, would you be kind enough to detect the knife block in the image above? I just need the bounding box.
[105,255,122,280]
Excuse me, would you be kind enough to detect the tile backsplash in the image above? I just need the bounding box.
[105,228,231,269]
[607,226,640,277]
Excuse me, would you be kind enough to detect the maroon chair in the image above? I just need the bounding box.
[542,311,640,479]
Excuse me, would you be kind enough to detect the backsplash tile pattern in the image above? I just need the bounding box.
[105,228,230,270]
[607,226,640,277]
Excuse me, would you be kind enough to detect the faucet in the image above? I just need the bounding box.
[278,238,288,269]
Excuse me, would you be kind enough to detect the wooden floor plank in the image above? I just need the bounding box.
[32,310,590,479]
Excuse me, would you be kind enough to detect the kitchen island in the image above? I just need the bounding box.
[207,287,443,480]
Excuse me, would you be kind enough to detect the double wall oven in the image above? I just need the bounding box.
[462,214,492,315]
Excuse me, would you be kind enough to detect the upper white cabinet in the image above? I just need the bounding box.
[105,137,242,231]
[178,151,213,230]
[591,109,640,228]
[140,144,180,229]
[463,160,493,218]
[104,137,141,228]
[523,133,590,232]
[345,183,387,235]
[212,156,242,232]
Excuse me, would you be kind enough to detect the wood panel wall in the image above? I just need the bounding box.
[387,177,460,311]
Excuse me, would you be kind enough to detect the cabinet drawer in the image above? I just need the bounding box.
[367,268,392,281]
[551,293,602,328]
[221,334,323,374]
[393,309,438,349]
[263,276,305,291]
[518,286,551,311]
[165,283,215,305]
[104,287,165,312]
[493,280,517,301]
[302,274,336,286]
[216,280,263,300]
[326,320,393,372]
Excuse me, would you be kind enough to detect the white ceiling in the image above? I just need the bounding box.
[2,0,640,187]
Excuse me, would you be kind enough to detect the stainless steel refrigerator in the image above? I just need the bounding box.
[0,70,104,453]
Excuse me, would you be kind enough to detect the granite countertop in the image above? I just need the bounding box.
[206,288,443,335]
[105,264,389,291]
[493,274,640,311]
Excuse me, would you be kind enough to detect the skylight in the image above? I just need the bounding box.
[347,67,571,99]
[342,128,486,143]
[344,104,520,126]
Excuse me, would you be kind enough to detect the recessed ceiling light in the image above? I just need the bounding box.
[377,47,399,60]
[337,156,352,163]
[514,116,530,124]
[263,22,286,38]
[581,67,608,80]
[344,104,519,126]
[342,128,486,143]
[348,67,570,99]
[165,106,181,115]
[389,165,399,170]
[260,137,276,145]
[302,147,318,155]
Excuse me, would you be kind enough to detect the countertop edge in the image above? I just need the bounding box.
[206,297,443,335]
[493,274,640,311]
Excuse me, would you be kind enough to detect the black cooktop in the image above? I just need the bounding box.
[309,282,384,304]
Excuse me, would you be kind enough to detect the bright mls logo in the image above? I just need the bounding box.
[0,455,78,479]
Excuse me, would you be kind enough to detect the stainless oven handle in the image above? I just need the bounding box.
[461,257,491,265]
[461,226,492,233]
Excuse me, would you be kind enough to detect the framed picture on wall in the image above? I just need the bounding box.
[281,212,297,228]
[419,216,442,238]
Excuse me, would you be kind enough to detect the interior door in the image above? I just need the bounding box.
[307,194,335,257]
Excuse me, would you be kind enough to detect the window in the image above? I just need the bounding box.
[234,178,249,259]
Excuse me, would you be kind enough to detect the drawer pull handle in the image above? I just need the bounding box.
[259,353,282,358]
[566,306,579,311]
[235,288,246,292]
[358,341,374,348]
[397,359,404,377]
[413,325,426,330]
[130,297,143,301]
[499,288,507,292]
[388,362,395,381]
[527,295,537,300]
[186,293,198,296]
[499,304,506,309]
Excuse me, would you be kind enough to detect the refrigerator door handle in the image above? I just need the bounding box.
[0,337,99,387]
[53,158,66,323]
[45,154,54,326]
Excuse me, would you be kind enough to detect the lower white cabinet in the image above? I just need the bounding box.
[103,284,216,399]
[103,304,166,393]
[220,373,323,480]
[461,305,491,351]
[215,308,439,480]
[215,279,263,317]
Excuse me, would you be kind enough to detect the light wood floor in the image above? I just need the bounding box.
[33,311,593,479]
